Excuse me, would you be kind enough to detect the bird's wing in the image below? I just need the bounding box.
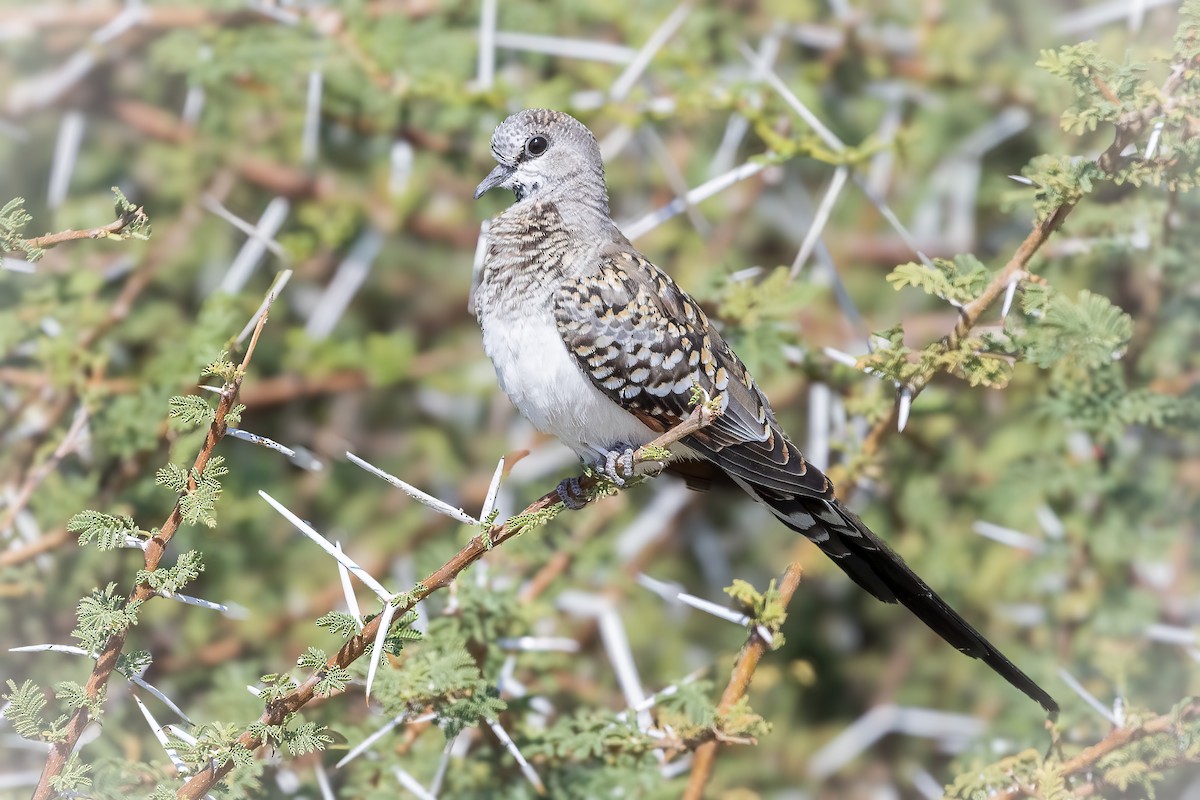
[552,248,831,498]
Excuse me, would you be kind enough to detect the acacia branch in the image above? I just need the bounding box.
[684,51,1194,800]
[174,404,719,799]
[683,560,804,800]
[995,700,1200,799]
[32,299,276,800]
[14,204,148,254]
[831,60,1186,486]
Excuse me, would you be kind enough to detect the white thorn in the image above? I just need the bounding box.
[259,490,392,600]
[132,693,189,774]
[335,711,407,769]
[675,592,751,626]
[347,453,478,525]
[480,456,505,523]
[236,268,293,345]
[334,542,363,629]
[225,427,297,459]
[896,387,913,433]
[392,766,437,800]
[1145,120,1165,160]
[610,1,692,100]
[485,718,544,794]
[1057,668,1118,726]
[1000,274,1020,320]
[128,673,194,726]
[9,644,90,656]
[365,599,398,702]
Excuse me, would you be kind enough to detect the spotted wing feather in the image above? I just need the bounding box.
[552,250,829,493]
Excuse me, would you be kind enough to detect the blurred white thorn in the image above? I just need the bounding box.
[1007,174,1037,186]
[47,110,85,210]
[336,711,407,768]
[609,1,692,100]
[313,762,336,800]
[823,346,861,369]
[896,386,913,432]
[1057,668,1118,726]
[486,717,545,794]
[972,521,1047,554]
[301,69,323,165]
[1145,120,1165,160]
[1000,273,1021,320]
[392,766,437,800]
[477,0,497,89]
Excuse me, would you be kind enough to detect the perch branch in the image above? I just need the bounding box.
[174,404,719,799]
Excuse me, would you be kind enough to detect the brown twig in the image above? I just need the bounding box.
[174,404,719,799]
[994,700,1200,799]
[32,296,278,800]
[828,62,1181,489]
[0,405,89,537]
[15,205,148,255]
[683,560,804,800]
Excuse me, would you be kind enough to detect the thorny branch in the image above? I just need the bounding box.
[32,296,276,800]
[683,560,803,800]
[833,60,1188,487]
[995,700,1200,799]
[13,204,149,256]
[687,52,1195,799]
[174,403,720,799]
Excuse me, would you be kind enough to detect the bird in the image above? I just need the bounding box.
[471,108,1058,715]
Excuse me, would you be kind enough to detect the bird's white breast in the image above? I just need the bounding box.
[480,310,658,460]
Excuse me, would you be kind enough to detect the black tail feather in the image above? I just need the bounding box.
[759,489,1059,715]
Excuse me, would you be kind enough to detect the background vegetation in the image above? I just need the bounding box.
[1,1,1198,797]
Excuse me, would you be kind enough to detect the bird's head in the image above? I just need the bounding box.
[474,109,607,209]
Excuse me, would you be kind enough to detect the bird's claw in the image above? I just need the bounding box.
[597,443,638,486]
[556,477,588,510]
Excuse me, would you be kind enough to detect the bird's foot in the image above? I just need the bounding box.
[556,477,589,510]
[595,443,638,486]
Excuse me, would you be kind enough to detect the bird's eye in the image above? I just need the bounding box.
[525,135,548,157]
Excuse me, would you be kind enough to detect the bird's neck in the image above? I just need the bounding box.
[478,195,616,319]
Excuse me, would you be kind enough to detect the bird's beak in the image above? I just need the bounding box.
[474,164,514,200]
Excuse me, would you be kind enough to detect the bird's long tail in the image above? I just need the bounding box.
[755,486,1058,714]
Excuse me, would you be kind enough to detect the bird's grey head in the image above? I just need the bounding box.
[474,109,608,211]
